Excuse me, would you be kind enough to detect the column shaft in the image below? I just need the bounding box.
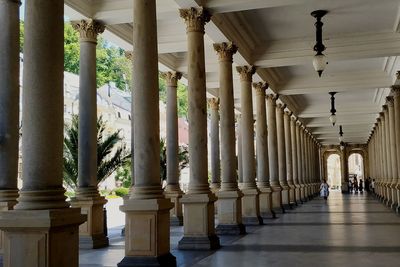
[17,0,67,209]
[0,0,19,203]
[387,97,397,208]
[208,98,220,191]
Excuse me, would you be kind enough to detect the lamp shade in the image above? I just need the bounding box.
[329,114,337,126]
[313,54,328,77]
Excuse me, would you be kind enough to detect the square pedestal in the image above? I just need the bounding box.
[0,208,85,267]
[178,193,220,250]
[300,185,307,202]
[164,191,184,226]
[258,187,275,219]
[118,198,175,267]
[70,196,109,248]
[289,186,296,205]
[295,186,302,203]
[0,201,16,258]
[272,186,284,214]
[215,190,246,235]
[241,188,263,225]
[281,186,291,210]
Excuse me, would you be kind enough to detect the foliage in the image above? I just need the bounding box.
[115,160,132,188]
[159,75,189,119]
[114,187,130,197]
[63,115,131,190]
[19,21,189,117]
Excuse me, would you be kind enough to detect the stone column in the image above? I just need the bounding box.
[213,43,246,234]
[284,111,296,205]
[69,19,109,249]
[384,105,391,203]
[266,94,284,213]
[392,81,400,212]
[0,0,20,257]
[119,1,175,265]
[387,96,398,209]
[125,51,134,188]
[300,125,308,200]
[208,98,221,193]
[378,116,385,199]
[163,71,184,226]
[178,7,220,250]
[254,82,274,218]
[0,1,86,266]
[276,103,290,209]
[296,120,307,202]
[237,115,243,186]
[291,116,301,204]
[236,66,262,225]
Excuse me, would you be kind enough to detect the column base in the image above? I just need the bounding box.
[281,185,290,206]
[70,194,109,249]
[178,235,220,250]
[120,197,174,262]
[216,190,246,235]
[178,193,220,250]
[80,233,109,249]
[271,185,284,214]
[288,185,296,205]
[216,223,246,235]
[164,190,184,226]
[258,185,275,219]
[241,188,263,225]
[0,208,85,267]
[118,253,176,267]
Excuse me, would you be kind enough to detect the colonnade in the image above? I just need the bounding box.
[368,73,400,212]
[0,1,322,266]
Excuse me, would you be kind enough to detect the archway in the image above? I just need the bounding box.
[327,154,342,191]
[348,153,364,185]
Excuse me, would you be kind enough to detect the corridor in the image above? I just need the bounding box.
[80,191,400,267]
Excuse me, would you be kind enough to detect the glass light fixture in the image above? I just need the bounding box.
[311,10,328,77]
[329,114,337,126]
[313,54,328,77]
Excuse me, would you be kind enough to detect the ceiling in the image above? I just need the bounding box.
[64,0,400,145]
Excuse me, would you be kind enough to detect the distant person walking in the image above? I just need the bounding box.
[371,179,375,194]
[320,180,330,201]
[359,179,364,193]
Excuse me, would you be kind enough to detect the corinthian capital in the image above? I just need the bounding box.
[72,19,105,43]
[276,103,286,111]
[125,51,134,61]
[213,42,238,62]
[236,65,256,82]
[208,98,220,110]
[161,71,182,87]
[387,96,394,107]
[179,7,211,33]
[252,82,269,96]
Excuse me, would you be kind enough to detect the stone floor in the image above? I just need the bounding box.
[80,191,400,267]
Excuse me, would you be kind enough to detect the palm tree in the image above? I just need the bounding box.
[159,138,189,182]
[63,115,131,190]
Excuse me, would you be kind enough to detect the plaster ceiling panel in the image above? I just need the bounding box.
[242,0,399,42]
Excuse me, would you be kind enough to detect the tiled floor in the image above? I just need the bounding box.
[80,192,400,267]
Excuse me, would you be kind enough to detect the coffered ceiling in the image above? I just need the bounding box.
[64,0,400,145]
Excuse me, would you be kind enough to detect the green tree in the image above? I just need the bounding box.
[159,138,189,182]
[63,115,131,190]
